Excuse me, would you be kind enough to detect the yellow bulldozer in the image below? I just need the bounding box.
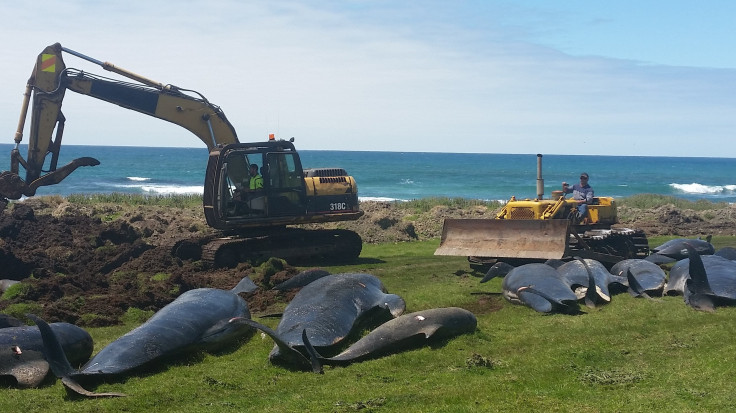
[434,154,649,269]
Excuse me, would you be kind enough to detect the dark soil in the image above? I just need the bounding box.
[0,202,303,326]
[1,197,734,327]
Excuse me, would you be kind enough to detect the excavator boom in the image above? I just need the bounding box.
[1,43,238,203]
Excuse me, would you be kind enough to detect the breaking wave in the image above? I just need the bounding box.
[360,196,408,202]
[670,183,736,195]
[139,185,204,195]
[113,182,203,195]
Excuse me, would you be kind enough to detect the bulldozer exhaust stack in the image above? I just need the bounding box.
[536,154,544,200]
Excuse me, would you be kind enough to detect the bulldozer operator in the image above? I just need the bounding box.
[562,172,593,223]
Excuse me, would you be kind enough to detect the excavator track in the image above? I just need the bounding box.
[173,228,362,268]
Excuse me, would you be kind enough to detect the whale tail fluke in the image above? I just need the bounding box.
[230,276,259,294]
[301,330,325,374]
[26,314,75,378]
[26,314,126,397]
[626,269,651,299]
[230,317,314,371]
[684,243,716,312]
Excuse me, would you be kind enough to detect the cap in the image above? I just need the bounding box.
[580,172,589,179]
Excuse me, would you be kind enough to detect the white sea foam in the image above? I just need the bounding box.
[359,196,408,202]
[113,183,203,195]
[359,196,507,203]
[670,183,736,195]
[127,177,151,182]
[140,185,204,195]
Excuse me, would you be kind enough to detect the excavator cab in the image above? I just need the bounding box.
[220,150,265,216]
[203,139,362,232]
[215,143,307,219]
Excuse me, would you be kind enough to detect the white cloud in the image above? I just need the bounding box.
[0,0,734,157]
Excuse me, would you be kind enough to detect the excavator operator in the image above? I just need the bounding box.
[247,164,263,191]
[232,164,264,215]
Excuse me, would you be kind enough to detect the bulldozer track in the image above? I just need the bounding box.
[571,227,649,259]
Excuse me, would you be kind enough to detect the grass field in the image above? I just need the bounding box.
[3,236,736,412]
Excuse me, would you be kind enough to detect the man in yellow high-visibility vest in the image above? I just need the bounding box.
[248,164,263,191]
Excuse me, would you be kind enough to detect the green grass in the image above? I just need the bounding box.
[53,192,728,213]
[389,193,725,214]
[66,193,203,208]
[4,236,736,412]
[394,197,503,213]
[0,282,32,300]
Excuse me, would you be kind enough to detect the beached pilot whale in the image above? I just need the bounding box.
[302,307,477,372]
[664,252,736,297]
[483,261,585,312]
[485,259,617,311]
[271,268,331,291]
[500,263,581,314]
[0,347,49,388]
[1,313,23,328]
[651,237,715,260]
[30,276,259,397]
[556,259,623,306]
[244,273,406,371]
[714,246,736,261]
[0,321,93,388]
[270,273,405,364]
[681,245,736,312]
[609,259,667,296]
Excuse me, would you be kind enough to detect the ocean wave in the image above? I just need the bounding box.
[670,183,736,195]
[127,176,152,181]
[359,196,508,203]
[359,196,408,202]
[140,185,204,195]
[113,183,203,195]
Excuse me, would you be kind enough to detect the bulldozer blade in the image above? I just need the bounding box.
[434,219,570,260]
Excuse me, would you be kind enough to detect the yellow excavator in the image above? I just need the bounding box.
[435,154,649,269]
[0,43,364,267]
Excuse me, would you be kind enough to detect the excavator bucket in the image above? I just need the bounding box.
[434,219,571,260]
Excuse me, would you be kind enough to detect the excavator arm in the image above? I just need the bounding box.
[0,42,239,205]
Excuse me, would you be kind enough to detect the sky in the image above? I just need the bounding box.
[0,0,734,157]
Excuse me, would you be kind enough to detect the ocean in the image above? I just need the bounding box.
[3,144,736,203]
